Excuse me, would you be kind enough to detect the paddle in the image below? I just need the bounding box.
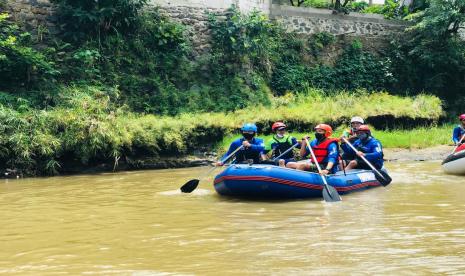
[341,137,392,186]
[180,145,244,193]
[304,138,342,202]
[271,143,299,162]
[451,134,465,154]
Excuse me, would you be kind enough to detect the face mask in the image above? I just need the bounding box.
[315,133,325,141]
[357,133,368,140]
[243,133,255,140]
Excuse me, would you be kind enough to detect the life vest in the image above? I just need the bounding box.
[311,138,339,163]
[271,135,294,159]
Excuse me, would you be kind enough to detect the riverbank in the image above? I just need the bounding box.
[1,145,452,179]
[384,145,452,162]
[0,88,443,177]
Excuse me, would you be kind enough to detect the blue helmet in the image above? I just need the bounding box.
[241,123,258,132]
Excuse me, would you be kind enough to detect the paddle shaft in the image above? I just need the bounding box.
[341,137,386,181]
[219,145,244,165]
[272,143,299,162]
[304,138,329,185]
[451,134,465,154]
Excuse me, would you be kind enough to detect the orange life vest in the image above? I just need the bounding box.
[311,138,339,163]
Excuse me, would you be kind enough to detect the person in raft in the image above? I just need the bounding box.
[452,114,465,146]
[216,123,265,166]
[286,124,339,175]
[342,125,384,170]
[261,121,300,167]
[341,116,365,143]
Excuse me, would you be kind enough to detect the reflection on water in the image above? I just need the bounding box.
[1,162,464,275]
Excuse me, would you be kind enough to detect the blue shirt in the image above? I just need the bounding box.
[341,137,384,168]
[452,126,465,144]
[222,137,265,163]
[302,139,339,173]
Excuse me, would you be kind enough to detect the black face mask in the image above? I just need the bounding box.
[315,133,325,141]
[243,133,255,140]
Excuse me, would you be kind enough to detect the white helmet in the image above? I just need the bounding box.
[350,116,364,124]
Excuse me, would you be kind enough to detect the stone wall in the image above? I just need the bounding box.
[154,4,225,55]
[2,0,409,53]
[2,0,58,37]
[270,4,408,37]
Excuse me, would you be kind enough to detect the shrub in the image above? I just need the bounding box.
[0,13,57,90]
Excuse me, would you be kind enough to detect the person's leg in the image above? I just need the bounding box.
[345,160,358,170]
[286,162,299,169]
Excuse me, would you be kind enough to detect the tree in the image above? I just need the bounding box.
[289,0,305,6]
[391,0,465,102]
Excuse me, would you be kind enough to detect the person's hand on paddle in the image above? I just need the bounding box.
[215,161,224,166]
[320,169,330,176]
[242,140,251,148]
[356,151,365,157]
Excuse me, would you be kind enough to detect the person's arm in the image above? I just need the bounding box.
[320,143,338,175]
[248,139,265,152]
[291,137,301,149]
[363,141,383,162]
[217,141,239,166]
[453,127,460,144]
[340,142,354,154]
[299,138,309,158]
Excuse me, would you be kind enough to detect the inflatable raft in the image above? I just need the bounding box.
[214,164,386,199]
[442,144,465,175]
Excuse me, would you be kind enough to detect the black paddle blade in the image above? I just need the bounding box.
[374,170,392,187]
[322,185,342,202]
[180,179,200,193]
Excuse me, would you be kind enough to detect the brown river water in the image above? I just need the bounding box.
[1,161,464,275]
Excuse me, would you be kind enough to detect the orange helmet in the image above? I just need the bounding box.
[272,122,287,131]
[314,124,333,138]
[356,125,371,135]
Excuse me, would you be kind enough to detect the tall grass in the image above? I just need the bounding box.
[0,86,444,175]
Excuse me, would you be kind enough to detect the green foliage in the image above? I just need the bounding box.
[50,0,148,42]
[0,13,57,90]
[271,39,394,93]
[389,0,465,106]
[331,40,394,91]
[303,0,332,9]
[360,1,409,19]
[308,32,336,57]
[0,87,442,175]
[208,7,279,74]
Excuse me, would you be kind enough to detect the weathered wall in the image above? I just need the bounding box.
[2,0,408,54]
[270,4,407,37]
[2,0,58,36]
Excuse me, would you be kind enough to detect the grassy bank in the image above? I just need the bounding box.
[0,87,443,175]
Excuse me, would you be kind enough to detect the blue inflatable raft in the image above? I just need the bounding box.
[214,164,386,199]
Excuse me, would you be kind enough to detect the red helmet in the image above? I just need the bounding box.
[272,122,287,131]
[459,114,465,120]
[356,125,371,134]
[314,124,333,138]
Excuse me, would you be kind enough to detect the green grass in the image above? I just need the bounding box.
[0,86,445,175]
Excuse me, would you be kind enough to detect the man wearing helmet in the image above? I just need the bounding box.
[262,121,300,166]
[452,114,465,146]
[286,124,339,175]
[342,125,384,171]
[342,116,365,143]
[216,123,265,166]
